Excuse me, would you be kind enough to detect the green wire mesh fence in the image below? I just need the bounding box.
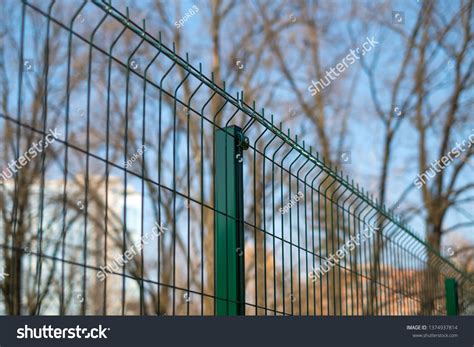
[0,0,472,315]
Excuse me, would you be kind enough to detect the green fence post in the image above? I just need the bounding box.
[214,126,248,315]
[445,278,458,315]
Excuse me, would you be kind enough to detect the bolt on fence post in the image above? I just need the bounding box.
[444,278,458,315]
[214,126,248,315]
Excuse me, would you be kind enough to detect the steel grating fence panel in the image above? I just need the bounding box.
[0,0,472,316]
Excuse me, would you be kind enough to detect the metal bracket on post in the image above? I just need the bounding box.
[445,278,458,315]
[214,126,248,316]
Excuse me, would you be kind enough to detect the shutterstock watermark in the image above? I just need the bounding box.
[124,145,146,169]
[308,223,379,282]
[307,36,379,96]
[413,129,474,189]
[175,5,199,29]
[0,266,9,281]
[96,222,167,281]
[280,191,304,214]
[0,128,61,184]
[17,325,109,339]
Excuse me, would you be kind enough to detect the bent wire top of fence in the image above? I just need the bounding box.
[0,0,472,316]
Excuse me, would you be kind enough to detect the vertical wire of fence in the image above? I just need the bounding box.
[0,0,472,315]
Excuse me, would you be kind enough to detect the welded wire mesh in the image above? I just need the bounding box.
[0,0,472,316]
